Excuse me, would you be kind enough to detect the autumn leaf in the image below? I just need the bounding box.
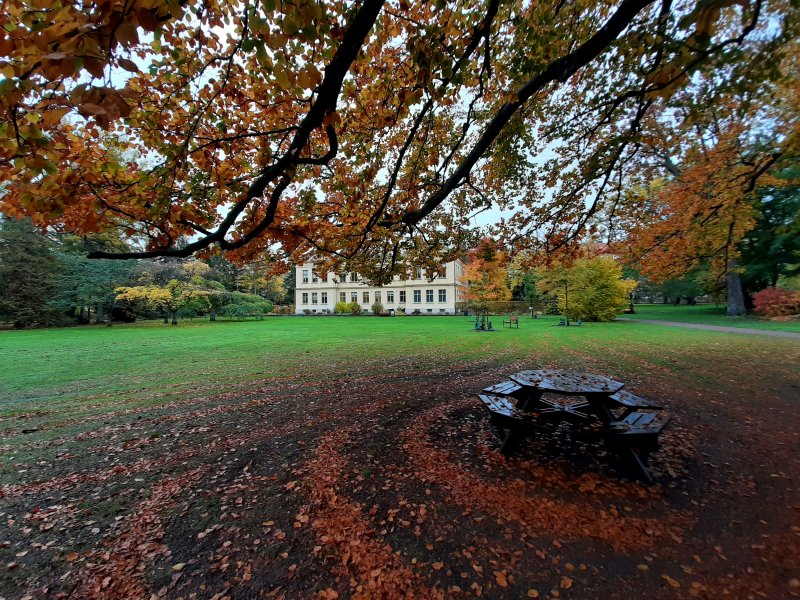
[118,58,139,73]
[662,574,681,588]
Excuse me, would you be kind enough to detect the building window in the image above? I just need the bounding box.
[439,308,446,313]
[312,272,319,283]
[302,292,309,304]
[350,273,358,282]
[399,291,406,303]
[427,308,433,313]
[438,289,446,303]
[416,268,422,279]
[339,292,346,303]
[363,291,370,304]
[437,267,446,279]
[302,270,309,284]
[321,292,327,304]
[351,292,358,302]
[426,290,434,303]
[311,292,318,304]
[387,291,394,303]
[374,291,381,303]
[413,290,421,303]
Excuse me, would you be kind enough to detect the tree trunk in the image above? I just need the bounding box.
[210,311,216,322]
[726,261,747,316]
[163,312,169,324]
[171,310,178,325]
[95,303,104,324]
[107,303,113,327]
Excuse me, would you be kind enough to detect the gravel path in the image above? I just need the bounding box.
[617,318,800,339]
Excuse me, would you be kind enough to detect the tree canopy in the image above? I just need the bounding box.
[1,0,796,281]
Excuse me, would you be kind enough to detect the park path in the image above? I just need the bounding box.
[617,317,800,339]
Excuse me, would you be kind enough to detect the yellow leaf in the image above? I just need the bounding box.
[662,574,680,588]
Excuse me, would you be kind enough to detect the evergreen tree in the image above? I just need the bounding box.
[739,171,800,294]
[0,217,62,327]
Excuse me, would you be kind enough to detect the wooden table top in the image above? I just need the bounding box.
[509,369,624,395]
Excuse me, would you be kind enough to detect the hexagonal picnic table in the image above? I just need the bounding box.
[479,369,670,483]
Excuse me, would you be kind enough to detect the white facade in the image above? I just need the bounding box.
[294,260,467,315]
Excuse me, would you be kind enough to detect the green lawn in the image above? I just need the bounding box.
[626,303,800,331]
[1,314,795,423]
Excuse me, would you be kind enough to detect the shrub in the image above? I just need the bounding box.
[334,301,350,314]
[371,301,384,315]
[752,287,800,318]
[177,296,211,319]
[219,292,273,318]
[537,256,636,322]
[348,301,362,315]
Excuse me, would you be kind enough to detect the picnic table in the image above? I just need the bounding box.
[479,369,670,483]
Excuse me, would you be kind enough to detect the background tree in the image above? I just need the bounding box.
[116,279,209,325]
[538,256,636,322]
[281,267,297,306]
[460,238,511,314]
[739,169,800,295]
[0,217,62,328]
[53,234,136,325]
[52,253,136,325]
[618,39,799,315]
[1,0,794,285]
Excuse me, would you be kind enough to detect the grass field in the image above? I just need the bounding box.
[629,303,800,331]
[2,316,799,599]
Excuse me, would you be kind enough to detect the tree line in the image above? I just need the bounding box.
[0,219,294,329]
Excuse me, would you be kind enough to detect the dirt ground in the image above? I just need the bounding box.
[1,352,799,599]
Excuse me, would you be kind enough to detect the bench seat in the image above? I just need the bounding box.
[605,410,671,439]
[606,390,663,411]
[482,380,524,397]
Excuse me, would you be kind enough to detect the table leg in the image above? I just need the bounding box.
[587,394,616,425]
[499,426,526,455]
[518,390,544,411]
[617,446,654,484]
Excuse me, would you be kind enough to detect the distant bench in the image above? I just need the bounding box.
[502,316,519,329]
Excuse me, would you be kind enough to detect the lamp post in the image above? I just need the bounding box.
[529,306,534,319]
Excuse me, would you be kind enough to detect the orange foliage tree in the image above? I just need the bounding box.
[0,0,795,280]
[613,28,799,315]
[460,238,510,312]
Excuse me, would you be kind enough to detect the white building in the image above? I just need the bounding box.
[294,260,467,315]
